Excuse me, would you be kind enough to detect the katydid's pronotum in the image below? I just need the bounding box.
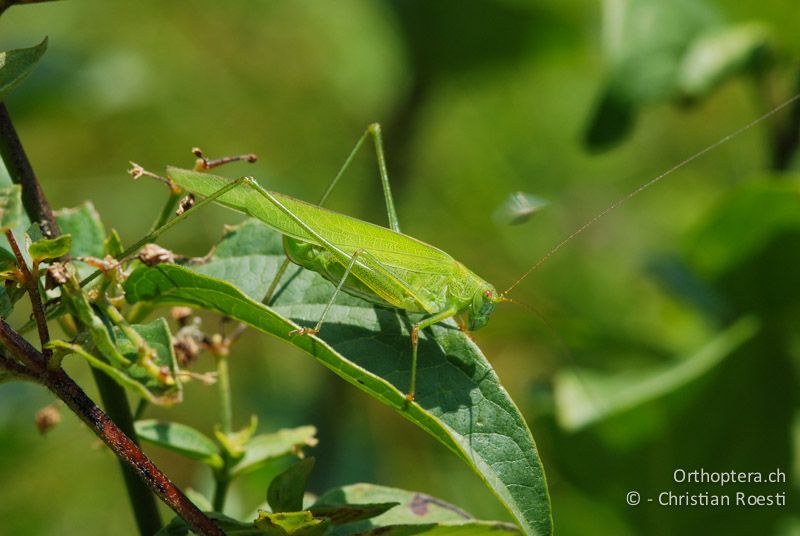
[152,95,799,401]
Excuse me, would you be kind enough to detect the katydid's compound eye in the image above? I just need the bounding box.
[484,289,493,300]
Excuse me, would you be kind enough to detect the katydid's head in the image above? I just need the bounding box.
[468,287,504,331]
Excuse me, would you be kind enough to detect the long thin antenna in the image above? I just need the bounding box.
[503,93,800,295]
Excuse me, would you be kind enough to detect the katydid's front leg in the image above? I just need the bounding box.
[262,123,400,305]
[409,307,459,401]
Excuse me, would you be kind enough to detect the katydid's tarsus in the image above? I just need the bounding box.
[163,95,800,401]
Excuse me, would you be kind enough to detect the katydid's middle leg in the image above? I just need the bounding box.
[288,249,365,337]
[263,124,401,304]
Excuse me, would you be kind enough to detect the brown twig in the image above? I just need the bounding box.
[0,318,223,536]
[5,229,52,359]
[0,104,60,238]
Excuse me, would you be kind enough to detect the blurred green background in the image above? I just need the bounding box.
[1,0,799,534]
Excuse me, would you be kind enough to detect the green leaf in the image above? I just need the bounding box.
[268,457,316,513]
[215,415,259,460]
[255,511,330,536]
[685,179,800,277]
[49,317,182,405]
[553,316,759,432]
[231,425,318,478]
[0,38,47,102]
[313,484,519,535]
[0,286,11,318]
[0,246,16,272]
[0,185,22,231]
[28,234,71,262]
[111,317,183,403]
[124,220,551,535]
[55,202,106,258]
[585,0,719,149]
[677,23,771,99]
[600,0,719,102]
[185,488,214,512]
[105,228,125,257]
[309,503,398,526]
[135,419,223,469]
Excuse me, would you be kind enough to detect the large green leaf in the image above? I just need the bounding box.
[124,220,552,535]
[231,425,318,478]
[585,0,718,149]
[0,38,47,102]
[55,202,107,258]
[134,419,223,468]
[28,234,72,262]
[553,316,759,433]
[676,23,770,99]
[268,458,316,514]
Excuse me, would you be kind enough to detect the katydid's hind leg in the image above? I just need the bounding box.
[366,123,401,233]
[268,124,401,304]
[406,307,459,401]
[288,249,366,337]
[316,124,401,232]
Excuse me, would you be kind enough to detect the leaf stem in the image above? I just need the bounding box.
[216,355,233,435]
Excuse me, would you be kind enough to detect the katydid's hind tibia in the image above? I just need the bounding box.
[502,92,800,297]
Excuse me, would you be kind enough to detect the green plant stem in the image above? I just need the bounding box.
[213,473,231,513]
[212,354,233,512]
[91,368,163,535]
[216,355,233,435]
[134,398,149,420]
